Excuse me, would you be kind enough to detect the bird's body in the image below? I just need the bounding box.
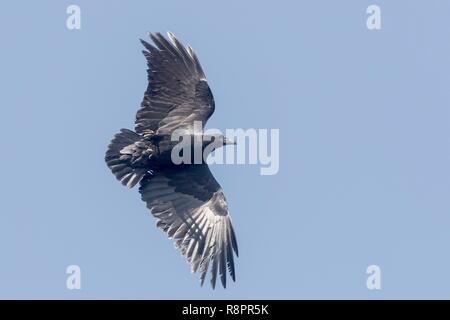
[105,32,238,289]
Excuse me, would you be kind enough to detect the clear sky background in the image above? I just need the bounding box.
[0,0,449,299]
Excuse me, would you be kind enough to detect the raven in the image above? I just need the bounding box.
[105,32,238,289]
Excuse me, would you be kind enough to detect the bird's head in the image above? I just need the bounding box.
[202,134,236,147]
[201,134,236,157]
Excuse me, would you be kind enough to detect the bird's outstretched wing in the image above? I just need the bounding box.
[136,32,215,135]
[139,164,238,288]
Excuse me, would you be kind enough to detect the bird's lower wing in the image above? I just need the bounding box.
[139,164,238,289]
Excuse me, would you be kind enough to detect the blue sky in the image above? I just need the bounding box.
[0,0,449,299]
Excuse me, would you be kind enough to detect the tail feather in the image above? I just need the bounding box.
[105,129,149,188]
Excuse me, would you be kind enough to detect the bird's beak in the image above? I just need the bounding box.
[224,137,236,145]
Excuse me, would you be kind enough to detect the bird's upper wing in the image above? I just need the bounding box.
[139,164,238,288]
[136,32,215,135]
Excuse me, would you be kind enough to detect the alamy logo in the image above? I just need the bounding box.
[66,5,81,30]
[366,265,381,290]
[170,121,280,175]
[366,5,381,30]
[66,265,81,290]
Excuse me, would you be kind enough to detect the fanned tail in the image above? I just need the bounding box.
[105,129,151,188]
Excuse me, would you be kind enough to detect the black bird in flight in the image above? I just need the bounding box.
[105,32,238,289]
